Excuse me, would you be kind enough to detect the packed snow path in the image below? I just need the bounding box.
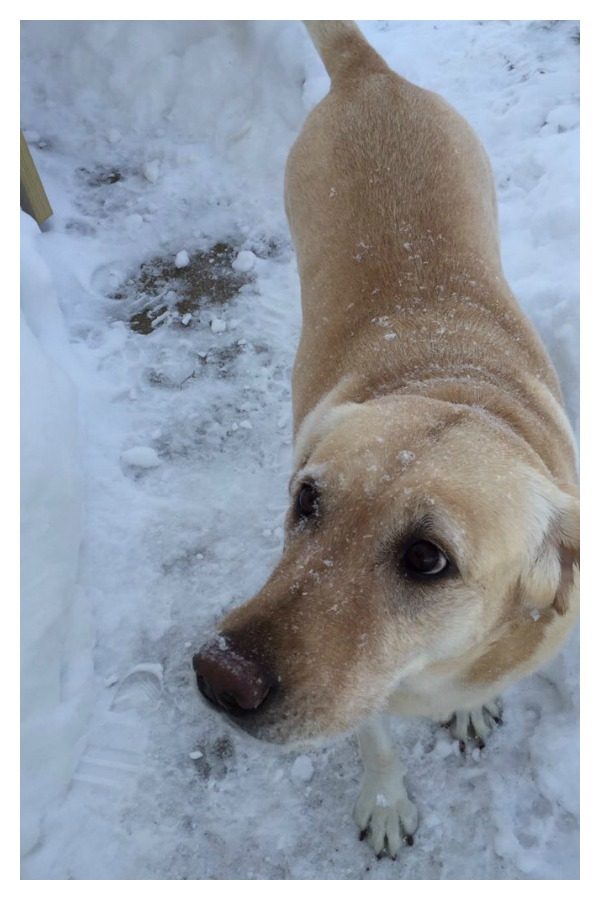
[21,21,579,879]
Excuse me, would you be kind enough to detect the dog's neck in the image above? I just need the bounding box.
[293,367,577,486]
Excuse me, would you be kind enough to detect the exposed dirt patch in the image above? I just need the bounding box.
[78,165,125,187]
[109,241,253,334]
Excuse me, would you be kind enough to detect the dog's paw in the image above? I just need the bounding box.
[353,768,418,859]
[442,699,503,752]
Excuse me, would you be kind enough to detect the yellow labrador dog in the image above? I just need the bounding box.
[193,21,579,858]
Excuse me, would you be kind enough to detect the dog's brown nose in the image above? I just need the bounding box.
[192,638,277,716]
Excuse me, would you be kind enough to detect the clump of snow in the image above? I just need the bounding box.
[210,317,227,334]
[290,755,314,784]
[120,446,161,469]
[174,249,190,268]
[142,159,161,183]
[232,249,257,273]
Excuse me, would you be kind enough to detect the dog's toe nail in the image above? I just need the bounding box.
[405,834,414,847]
[476,737,486,749]
[459,740,466,753]
[376,852,384,861]
[359,828,368,842]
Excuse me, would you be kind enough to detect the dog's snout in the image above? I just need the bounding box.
[192,638,277,717]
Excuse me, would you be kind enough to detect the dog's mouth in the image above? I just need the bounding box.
[194,678,295,744]
[192,646,333,744]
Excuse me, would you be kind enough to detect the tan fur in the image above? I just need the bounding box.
[216,21,579,744]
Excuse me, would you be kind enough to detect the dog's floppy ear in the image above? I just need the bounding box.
[293,380,361,472]
[518,478,579,616]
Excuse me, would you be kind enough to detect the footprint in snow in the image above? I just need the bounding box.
[111,663,164,712]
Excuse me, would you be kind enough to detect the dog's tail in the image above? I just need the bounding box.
[303,20,390,84]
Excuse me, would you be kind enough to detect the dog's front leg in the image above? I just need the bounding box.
[354,715,418,859]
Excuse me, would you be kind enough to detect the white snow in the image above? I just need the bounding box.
[142,159,161,184]
[210,317,227,334]
[125,212,144,232]
[120,445,161,469]
[232,249,257,273]
[111,664,163,712]
[20,19,578,880]
[291,755,314,784]
[20,212,94,856]
[174,249,190,268]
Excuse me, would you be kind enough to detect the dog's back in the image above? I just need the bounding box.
[294,21,499,262]
[285,21,576,484]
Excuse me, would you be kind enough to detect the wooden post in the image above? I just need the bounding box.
[20,130,52,226]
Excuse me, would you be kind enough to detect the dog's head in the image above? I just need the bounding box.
[193,396,578,743]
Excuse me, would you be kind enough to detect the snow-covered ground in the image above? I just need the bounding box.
[20,20,579,880]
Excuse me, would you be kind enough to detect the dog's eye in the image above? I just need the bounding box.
[403,540,448,577]
[296,482,320,519]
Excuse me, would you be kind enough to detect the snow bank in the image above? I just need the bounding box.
[20,211,94,854]
[21,21,312,241]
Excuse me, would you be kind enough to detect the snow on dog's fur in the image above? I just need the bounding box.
[193,20,579,858]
